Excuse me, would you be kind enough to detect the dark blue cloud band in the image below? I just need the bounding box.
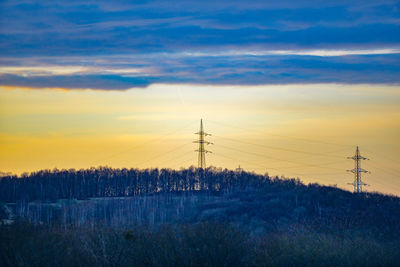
[0,0,399,89]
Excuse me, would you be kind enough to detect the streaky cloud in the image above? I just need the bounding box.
[0,0,399,88]
[1,53,400,90]
[1,1,400,56]
[0,74,152,90]
[179,48,400,57]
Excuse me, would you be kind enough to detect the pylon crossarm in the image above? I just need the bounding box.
[347,168,368,173]
[195,131,210,135]
[193,141,213,145]
[348,156,368,160]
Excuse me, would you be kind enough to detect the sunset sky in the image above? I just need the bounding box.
[0,1,399,195]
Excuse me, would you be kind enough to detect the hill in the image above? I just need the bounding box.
[1,167,399,235]
[1,167,400,266]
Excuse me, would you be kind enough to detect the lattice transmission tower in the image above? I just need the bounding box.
[347,146,369,193]
[194,119,212,169]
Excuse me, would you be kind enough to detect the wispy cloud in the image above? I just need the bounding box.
[178,48,400,57]
[1,52,400,90]
[0,0,399,89]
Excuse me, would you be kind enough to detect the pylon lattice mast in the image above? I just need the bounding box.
[347,146,369,193]
[194,119,212,169]
[235,165,243,173]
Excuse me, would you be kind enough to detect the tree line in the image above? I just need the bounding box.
[1,166,400,236]
[0,166,271,202]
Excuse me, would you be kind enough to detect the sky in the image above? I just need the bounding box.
[0,0,399,195]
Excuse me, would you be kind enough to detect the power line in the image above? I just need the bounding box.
[367,175,400,190]
[367,162,399,178]
[362,147,400,165]
[92,120,198,165]
[212,151,345,185]
[214,143,343,171]
[208,120,354,147]
[179,156,198,168]
[262,159,350,170]
[212,151,278,171]
[156,150,196,168]
[213,134,345,159]
[135,142,193,167]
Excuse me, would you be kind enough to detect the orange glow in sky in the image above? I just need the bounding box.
[1,83,399,195]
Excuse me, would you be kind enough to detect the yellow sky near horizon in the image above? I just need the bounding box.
[0,83,399,196]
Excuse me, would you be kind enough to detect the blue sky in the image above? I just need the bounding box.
[1,0,400,89]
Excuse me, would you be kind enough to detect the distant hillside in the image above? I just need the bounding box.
[2,167,400,266]
[1,167,400,238]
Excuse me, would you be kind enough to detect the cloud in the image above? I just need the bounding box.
[1,1,400,56]
[0,74,152,90]
[1,53,399,90]
[0,0,399,88]
[178,48,400,57]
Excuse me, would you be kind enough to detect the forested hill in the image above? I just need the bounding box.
[1,167,400,236]
[0,167,269,202]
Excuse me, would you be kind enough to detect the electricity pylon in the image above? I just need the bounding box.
[194,119,212,169]
[235,165,243,173]
[347,146,369,193]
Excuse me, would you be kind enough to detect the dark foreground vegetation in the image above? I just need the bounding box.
[1,167,400,266]
[1,221,400,267]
